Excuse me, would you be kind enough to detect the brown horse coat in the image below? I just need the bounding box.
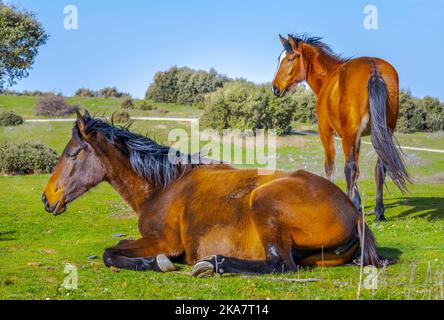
[272,34,409,222]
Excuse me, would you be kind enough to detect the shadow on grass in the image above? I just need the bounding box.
[0,231,16,241]
[378,247,402,262]
[386,197,444,221]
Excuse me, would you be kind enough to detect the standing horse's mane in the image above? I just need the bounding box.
[290,33,349,63]
[77,113,199,190]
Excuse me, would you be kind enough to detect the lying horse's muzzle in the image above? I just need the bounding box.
[42,192,66,215]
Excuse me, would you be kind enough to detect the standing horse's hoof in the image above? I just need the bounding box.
[156,254,176,272]
[191,261,215,278]
[374,216,387,223]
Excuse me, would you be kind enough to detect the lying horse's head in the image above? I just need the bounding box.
[42,111,194,215]
[42,111,106,215]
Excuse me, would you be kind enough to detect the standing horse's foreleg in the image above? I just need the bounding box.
[319,120,336,181]
[374,158,387,222]
[103,238,177,272]
[343,138,362,210]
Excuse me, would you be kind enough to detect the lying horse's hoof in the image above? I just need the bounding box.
[156,254,176,272]
[191,261,215,278]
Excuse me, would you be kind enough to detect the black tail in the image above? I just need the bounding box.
[368,68,410,193]
[356,217,383,267]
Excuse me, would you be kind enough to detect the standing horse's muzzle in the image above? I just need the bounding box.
[272,86,281,97]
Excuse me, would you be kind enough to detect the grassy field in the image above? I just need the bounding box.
[1,95,443,300]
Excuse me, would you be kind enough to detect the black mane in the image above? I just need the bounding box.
[78,114,199,190]
[290,33,349,62]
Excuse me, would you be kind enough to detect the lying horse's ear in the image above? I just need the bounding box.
[76,110,87,138]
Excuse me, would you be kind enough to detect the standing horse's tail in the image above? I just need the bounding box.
[368,67,410,193]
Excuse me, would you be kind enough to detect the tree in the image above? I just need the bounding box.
[0,3,49,90]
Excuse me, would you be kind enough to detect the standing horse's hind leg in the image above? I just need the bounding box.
[343,138,362,210]
[374,158,387,222]
[103,238,177,272]
[319,119,336,181]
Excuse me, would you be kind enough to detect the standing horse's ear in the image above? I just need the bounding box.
[288,35,301,52]
[279,34,293,53]
[76,111,87,138]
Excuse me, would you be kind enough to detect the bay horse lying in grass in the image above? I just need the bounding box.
[42,111,385,276]
[272,34,410,222]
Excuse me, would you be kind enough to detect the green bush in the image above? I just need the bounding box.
[397,90,444,133]
[202,81,296,135]
[98,87,130,98]
[75,88,97,97]
[146,67,230,105]
[113,111,130,123]
[120,97,135,109]
[35,96,80,117]
[139,100,155,111]
[290,86,317,123]
[0,111,24,126]
[0,142,58,175]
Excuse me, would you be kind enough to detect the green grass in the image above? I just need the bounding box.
[0,176,443,300]
[1,95,444,299]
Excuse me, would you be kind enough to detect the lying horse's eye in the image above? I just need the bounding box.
[67,147,82,159]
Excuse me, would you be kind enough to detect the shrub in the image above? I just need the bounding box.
[139,100,155,111]
[113,111,130,123]
[202,81,295,135]
[146,67,230,105]
[98,87,130,98]
[75,88,97,97]
[0,142,58,175]
[290,86,317,123]
[397,90,444,133]
[120,97,135,109]
[0,111,24,126]
[35,96,80,117]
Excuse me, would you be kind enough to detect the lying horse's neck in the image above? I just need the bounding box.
[98,142,154,217]
[302,44,343,96]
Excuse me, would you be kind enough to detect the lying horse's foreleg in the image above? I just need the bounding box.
[103,238,177,272]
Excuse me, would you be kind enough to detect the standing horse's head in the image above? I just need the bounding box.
[272,34,307,97]
[42,111,107,215]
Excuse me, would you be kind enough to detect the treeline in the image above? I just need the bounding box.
[1,87,131,99]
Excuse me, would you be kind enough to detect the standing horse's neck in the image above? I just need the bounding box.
[303,45,343,96]
[99,145,154,218]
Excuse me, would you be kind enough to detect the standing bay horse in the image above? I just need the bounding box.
[42,111,385,276]
[272,34,410,222]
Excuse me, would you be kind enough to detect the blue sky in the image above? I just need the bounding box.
[7,0,444,100]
